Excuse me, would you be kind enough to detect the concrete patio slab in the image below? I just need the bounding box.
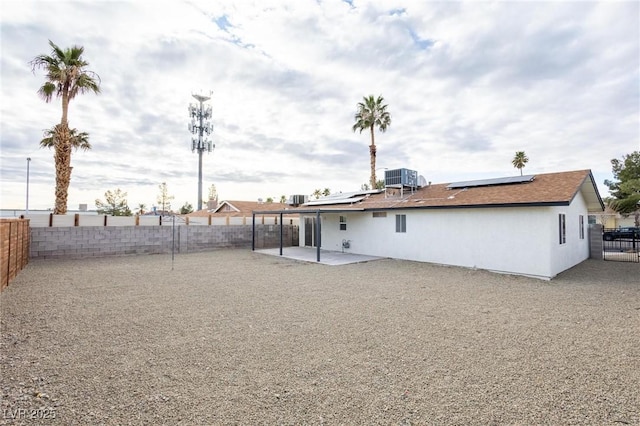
[256,246,384,265]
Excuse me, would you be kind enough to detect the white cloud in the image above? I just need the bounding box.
[1,0,638,213]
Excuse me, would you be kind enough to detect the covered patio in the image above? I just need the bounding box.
[251,207,363,263]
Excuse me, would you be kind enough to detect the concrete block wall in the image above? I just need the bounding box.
[589,224,603,260]
[253,224,297,249]
[30,225,298,259]
[178,225,252,253]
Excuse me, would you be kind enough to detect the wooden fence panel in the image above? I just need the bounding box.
[0,218,30,291]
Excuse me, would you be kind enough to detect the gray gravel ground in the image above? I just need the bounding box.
[1,250,639,425]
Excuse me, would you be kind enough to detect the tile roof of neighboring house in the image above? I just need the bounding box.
[253,169,604,214]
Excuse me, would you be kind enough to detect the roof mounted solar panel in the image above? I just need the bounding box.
[447,174,535,189]
[305,196,366,206]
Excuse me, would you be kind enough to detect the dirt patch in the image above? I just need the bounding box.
[1,250,638,424]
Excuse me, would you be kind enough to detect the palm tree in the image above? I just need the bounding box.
[136,203,147,215]
[30,40,101,214]
[512,151,529,176]
[40,125,91,179]
[312,189,322,199]
[352,95,391,189]
[40,125,91,151]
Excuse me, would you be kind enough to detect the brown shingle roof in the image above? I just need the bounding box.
[360,169,602,210]
[253,169,604,214]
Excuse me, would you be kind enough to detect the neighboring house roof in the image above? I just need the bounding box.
[253,169,604,214]
[595,206,618,216]
[188,200,293,217]
[142,210,172,216]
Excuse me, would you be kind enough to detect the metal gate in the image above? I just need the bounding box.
[602,228,640,263]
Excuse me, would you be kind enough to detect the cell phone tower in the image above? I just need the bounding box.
[188,92,215,211]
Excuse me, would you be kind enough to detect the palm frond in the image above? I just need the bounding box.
[352,95,391,133]
[40,125,92,151]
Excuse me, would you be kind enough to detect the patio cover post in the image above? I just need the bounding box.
[251,213,255,251]
[279,212,283,255]
[316,210,321,262]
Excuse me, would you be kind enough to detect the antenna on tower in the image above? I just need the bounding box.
[187,90,215,211]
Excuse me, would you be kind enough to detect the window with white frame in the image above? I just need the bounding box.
[339,215,347,231]
[559,214,566,244]
[395,214,406,233]
[579,215,585,239]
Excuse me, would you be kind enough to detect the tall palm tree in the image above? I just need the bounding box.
[30,40,101,214]
[512,151,529,176]
[40,125,91,180]
[40,125,91,151]
[352,95,391,189]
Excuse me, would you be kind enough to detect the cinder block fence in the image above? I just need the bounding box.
[30,224,298,260]
[589,224,603,260]
[20,213,298,260]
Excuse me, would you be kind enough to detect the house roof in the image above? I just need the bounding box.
[252,169,605,214]
[187,200,294,217]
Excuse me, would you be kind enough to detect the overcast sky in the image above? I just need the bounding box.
[1,0,638,212]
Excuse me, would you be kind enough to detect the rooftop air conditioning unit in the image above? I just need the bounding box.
[289,194,308,207]
[385,168,418,187]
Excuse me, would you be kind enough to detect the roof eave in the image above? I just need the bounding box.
[253,202,571,215]
[571,171,605,212]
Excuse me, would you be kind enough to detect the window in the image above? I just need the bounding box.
[559,214,566,244]
[395,214,406,233]
[579,215,585,239]
[372,212,387,218]
[339,215,347,231]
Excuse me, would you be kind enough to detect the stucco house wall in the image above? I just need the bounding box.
[302,191,591,279]
[548,191,590,276]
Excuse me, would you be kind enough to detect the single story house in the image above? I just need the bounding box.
[591,205,638,229]
[188,200,299,225]
[253,169,604,280]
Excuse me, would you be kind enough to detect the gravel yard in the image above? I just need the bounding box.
[1,250,639,425]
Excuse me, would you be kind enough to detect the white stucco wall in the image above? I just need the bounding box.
[548,191,590,276]
[301,196,591,279]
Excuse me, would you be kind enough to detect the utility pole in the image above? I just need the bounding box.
[26,157,31,214]
[188,92,214,211]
